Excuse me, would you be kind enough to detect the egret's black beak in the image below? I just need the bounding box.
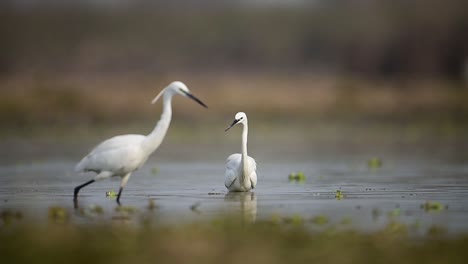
[225,119,240,132]
[181,90,208,108]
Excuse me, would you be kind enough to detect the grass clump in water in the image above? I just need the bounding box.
[422,201,445,212]
[106,190,117,198]
[288,172,306,182]
[367,157,382,169]
[335,190,344,200]
[388,208,401,217]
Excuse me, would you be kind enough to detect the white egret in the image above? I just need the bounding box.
[73,81,207,204]
[224,112,257,192]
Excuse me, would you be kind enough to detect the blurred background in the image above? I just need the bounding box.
[1,0,468,162]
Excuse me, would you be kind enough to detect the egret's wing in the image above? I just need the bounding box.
[76,135,145,173]
[249,171,257,189]
[248,156,257,189]
[248,156,257,172]
[87,135,145,156]
[224,154,240,189]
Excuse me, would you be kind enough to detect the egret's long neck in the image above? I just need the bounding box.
[142,93,172,155]
[240,121,250,186]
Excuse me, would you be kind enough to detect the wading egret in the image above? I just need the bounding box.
[73,81,207,204]
[224,112,257,192]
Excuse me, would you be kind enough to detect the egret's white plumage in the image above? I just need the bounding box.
[224,112,257,192]
[74,81,207,204]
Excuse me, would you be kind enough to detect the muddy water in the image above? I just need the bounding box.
[1,143,468,235]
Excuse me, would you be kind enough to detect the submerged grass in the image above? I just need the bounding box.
[1,217,468,264]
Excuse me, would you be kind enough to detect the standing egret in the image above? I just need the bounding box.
[224,112,257,192]
[73,81,207,204]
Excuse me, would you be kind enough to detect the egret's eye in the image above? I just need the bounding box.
[239,117,243,120]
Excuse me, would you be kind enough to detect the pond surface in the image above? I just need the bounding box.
[1,138,468,235]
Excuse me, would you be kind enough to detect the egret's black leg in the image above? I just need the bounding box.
[116,187,124,205]
[74,179,95,200]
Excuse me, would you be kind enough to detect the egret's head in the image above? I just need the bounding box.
[169,81,189,96]
[225,112,247,132]
[151,81,207,108]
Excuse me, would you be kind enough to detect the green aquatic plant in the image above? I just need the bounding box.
[335,190,344,200]
[151,167,159,175]
[367,157,382,169]
[388,208,401,217]
[288,171,306,182]
[422,201,444,212]
[106,190,117,198]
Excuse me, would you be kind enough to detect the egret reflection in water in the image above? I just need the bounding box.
[224,192,257,222]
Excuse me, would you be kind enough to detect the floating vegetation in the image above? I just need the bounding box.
[151,167,159,175]
[422,201,445,212]
[388,208,401,217]
[208,192,223,195]
[288,171,306,182]
[311,215,329,225]
[367,157,382,169]
[335,190,344,200]
[106,190,117,198]
[48,206,69,224]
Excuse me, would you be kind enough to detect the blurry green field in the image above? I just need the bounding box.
[1,214,468,264]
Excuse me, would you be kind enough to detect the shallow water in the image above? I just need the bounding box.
[1,143,468,235]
